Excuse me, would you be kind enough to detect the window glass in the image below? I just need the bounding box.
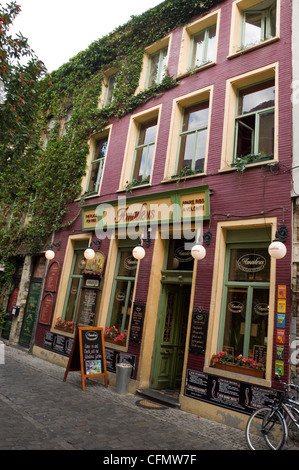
[235,80,275,161]
[166,238,195,271]
[243,1,276,48]
[105,74,116,106]
[87,137,107,193]
[191,24,216,67]
[63,248,88,323]
[177,101,209,173]
[132,118,157,182]
[148,47,168,87]
[228,248,270,282]
[107,249,138,340]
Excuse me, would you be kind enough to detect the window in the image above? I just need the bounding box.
[147,47,168,87]
[190,25,216,68]
[106,248,138,341]
[178,10,220,76]
[177,101,209,174]
[218,245,270,362]
[62,242,89,323]
[234,79,275,162]
[104,73,116,106]
[87,136,108,194]
[229,0,279,55]
[132,118,157,183]
[242,0,277,49]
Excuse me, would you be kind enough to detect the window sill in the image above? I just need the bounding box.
[117,183,152,193]
[176,61,216,80]
[227,36,280,60]
[219,159,278,173]
[204,365,271,387]
[161,172,206,184]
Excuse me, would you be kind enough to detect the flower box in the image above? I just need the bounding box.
[104,337,126,347]
[213,362,265,378]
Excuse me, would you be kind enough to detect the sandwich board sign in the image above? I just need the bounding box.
[63,327,108,390]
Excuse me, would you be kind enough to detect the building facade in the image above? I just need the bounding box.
[3,0,295,427]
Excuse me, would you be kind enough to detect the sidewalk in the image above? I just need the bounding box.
[0,342,297,452]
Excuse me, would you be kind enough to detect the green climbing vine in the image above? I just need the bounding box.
[0,0,223,290]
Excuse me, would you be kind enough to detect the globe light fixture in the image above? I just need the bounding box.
[132,245,146,260]
[268,225,288,260]
[45,249,55,260]
[44,241,61,260]
[268,240,287,259]
[191,244,206,260]
[84,248,96,260]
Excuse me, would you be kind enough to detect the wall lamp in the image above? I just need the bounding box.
[190,229,212,260]
[45,241,61,260]
[132,229,151,260]
[268,225,288,259]
[84,240,102,260]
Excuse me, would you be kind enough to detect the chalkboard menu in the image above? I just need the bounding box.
[129,303,145,343]
[43,331,74,357]
[105,347,137,379]
[189,308,209,354]
[185,369,282,415]
[64,327,108,390]
[78,288,99,326]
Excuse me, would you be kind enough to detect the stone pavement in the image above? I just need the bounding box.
[0,342,298,454]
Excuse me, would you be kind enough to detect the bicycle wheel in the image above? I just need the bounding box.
[246,407,287,450]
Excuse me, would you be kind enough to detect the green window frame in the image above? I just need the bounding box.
[190,24,216,68]
[62,241,89,323]
[233,79,275,163]
[87,136,108,194]
[146,47,168,88]
[241,1,277,49]
[131,118,158,183]
[217,242,270,364]
[176,100,209,174]
[106,247,138,339]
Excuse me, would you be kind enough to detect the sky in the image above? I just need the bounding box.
[6,0,163,72]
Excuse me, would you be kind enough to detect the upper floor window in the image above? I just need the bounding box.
[242,0,276,49]
[87,136,108,194]
[132,118,158,183]
[229,0,279,55]
[178,10,220,76]
[104,73,116,106]
[190,25,216,68]
[177,101,209,174]
[234,79,275,163]
[147,47,168,87]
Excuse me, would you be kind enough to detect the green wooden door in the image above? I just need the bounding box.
[151,284,190,390]
[19,281,42,347]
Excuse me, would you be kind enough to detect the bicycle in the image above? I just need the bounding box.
[245,375,299,450]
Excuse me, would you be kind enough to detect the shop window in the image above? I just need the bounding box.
[190,24,216,68]
[146,47,168,87]
[218,245,270,363]
[132,118,158,183]
[106,248,138,342]
[176,100,209,175]
[241,0,277,49]
[62,242,89,324]
[234,79,275,163]
[86,135,108,194]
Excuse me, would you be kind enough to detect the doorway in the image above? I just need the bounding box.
[151,283,191,390]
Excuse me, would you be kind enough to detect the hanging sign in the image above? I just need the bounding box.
[63,327,108,390]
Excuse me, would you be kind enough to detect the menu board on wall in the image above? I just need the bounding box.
[184,369,282,415]
[45,262,60,292]
[129,303,145,343]
[189,308,208,354]
[63,327,108,390]
[39,293,53,325]
[78,288,99,326]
